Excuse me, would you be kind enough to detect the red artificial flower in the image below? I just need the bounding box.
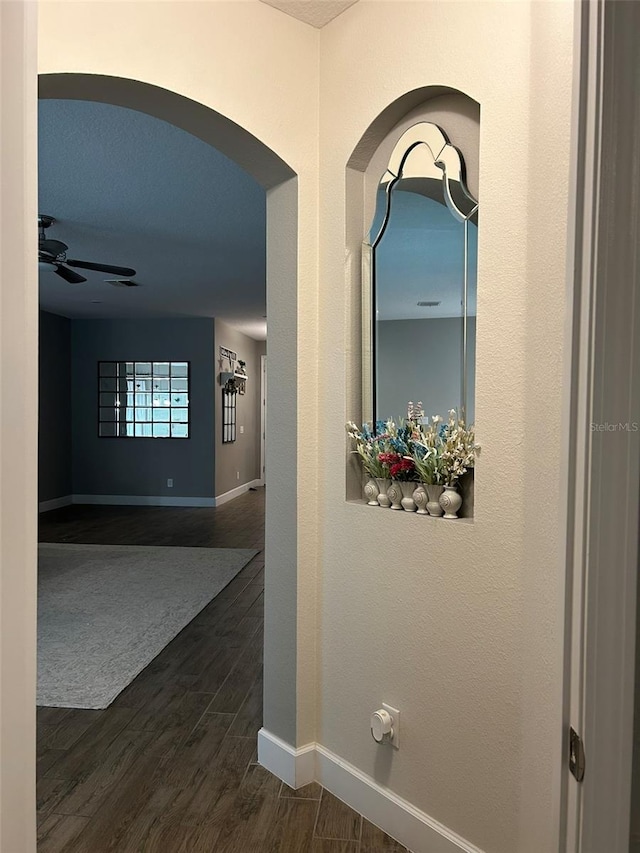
[389,458,415,478]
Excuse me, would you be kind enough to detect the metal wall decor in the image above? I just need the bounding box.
[362,121,478,425]
[98,361,190,438]
[222,387,237,443]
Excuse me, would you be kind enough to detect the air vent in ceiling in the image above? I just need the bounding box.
[105,279,138,288]
[417,300,441,307]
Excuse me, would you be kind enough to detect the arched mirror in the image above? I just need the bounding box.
[362,122,478,425]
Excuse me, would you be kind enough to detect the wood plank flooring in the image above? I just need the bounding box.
[38,489,408,852]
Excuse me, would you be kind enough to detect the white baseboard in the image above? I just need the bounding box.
[257,728,316,790]
[71,494,216,507]
[40,487,262,510]
[257,732,483,853]
[214,479,262,507]
[39,495,73,513]
[316,744,484,853]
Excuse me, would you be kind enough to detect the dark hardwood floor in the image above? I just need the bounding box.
[37,489,408,852]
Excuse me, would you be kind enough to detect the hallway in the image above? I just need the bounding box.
[37,490,407,852]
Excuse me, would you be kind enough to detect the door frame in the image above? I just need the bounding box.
[260,353,266,486]
[564,1,640,850]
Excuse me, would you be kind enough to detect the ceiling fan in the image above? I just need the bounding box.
[38,215,137,284]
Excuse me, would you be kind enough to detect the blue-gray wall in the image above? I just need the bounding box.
[71,319,215,498]
[377,317,477,425]
[39,311,72,502]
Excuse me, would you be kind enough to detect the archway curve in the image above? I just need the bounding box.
[39,73,296,190]
[347,84,480,175]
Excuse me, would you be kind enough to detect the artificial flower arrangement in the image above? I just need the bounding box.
[346,402,478,517]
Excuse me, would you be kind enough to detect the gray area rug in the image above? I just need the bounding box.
[38,543,258,709]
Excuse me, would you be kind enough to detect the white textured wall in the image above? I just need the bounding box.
[319,2,574,852]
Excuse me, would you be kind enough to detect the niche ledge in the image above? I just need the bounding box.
[345,468,475,520]
[346,497,475,524]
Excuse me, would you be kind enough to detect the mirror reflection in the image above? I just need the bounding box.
[365,123,478,426]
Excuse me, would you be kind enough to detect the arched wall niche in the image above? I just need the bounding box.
[345,86,480,501]
[37,72,303,748]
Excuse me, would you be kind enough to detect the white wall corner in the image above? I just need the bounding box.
[316,744,486,853]
[257,728,316,790]
[257,734,485,853]
[39,495,73,513]
[214,478,262,507]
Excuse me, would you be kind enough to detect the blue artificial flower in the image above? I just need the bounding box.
[389,436,408,454]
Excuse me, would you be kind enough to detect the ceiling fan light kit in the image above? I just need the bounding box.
[38,214,137,285]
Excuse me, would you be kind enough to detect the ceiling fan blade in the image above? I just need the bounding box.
[66,259,136,277]
[54,264,87,284]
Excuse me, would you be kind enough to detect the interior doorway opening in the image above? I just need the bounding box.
[35,73,297,850]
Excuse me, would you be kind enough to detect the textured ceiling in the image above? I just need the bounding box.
[38,100,267,339]
[259,0,358,28]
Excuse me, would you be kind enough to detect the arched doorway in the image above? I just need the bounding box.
[1,55,305,848]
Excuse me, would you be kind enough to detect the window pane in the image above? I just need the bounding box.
[171,408,188,422]
[99,358,188,438]
[99,407,117,422]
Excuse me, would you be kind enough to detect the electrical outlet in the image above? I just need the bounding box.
[383,703,400,748]
[240,425,244,434]
[167,478,173,488]
[236,471,240,481]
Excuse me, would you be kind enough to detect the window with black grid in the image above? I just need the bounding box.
[98,361,190,438]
